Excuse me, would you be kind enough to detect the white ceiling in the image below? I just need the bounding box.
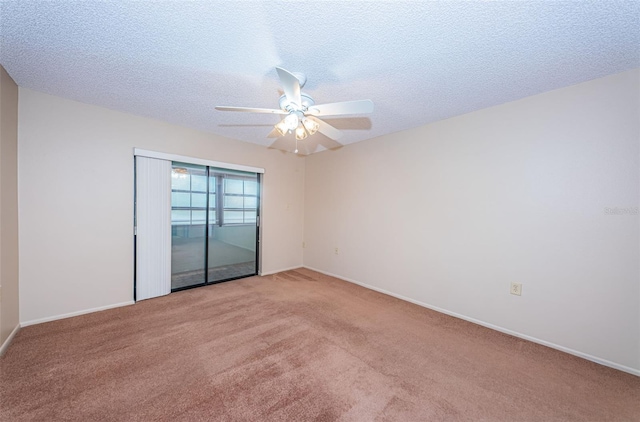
[1,1,638,153]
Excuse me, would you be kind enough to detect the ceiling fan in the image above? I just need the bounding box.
[215,67,374,154]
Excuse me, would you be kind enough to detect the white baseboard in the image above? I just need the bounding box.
[303,266,640,377]
[260,266,303,276]
[20,301,135,327]
[0,323,20,356]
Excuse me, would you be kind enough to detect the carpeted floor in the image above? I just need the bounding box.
[1,269,639,421]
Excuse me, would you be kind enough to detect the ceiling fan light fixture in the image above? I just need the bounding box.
[295,125,308,140]
[284,113,299,131]
[274,120,288,136]
[302,118,319,135]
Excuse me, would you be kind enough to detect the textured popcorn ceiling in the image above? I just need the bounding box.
[1,1,638,152]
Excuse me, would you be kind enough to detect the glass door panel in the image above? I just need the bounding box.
[171,163,207,289]
[207,169,258,283]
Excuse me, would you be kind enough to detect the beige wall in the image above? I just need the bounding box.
[18,89,304,324]
[0,65,20,348]
[304,69,640,373]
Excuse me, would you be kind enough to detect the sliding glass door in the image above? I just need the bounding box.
[170,162,259,290]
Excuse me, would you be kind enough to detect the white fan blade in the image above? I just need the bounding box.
[276,67,302,107]
[297,140,314,155]
[307,99,374,116]
[269,136,295,153]
[266,127,280,138]
[317,137,343,151]
[307,116,343,141]
[215,106,286,114]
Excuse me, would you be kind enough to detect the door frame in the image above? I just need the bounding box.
[133,148,265,297]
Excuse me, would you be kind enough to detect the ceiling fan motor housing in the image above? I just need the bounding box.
[279,93,315,113]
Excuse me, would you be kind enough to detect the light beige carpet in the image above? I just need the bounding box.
[1,268,638,421]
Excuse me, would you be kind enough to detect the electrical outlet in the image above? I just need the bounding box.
[334,247,339,255]
[510,282,522,296]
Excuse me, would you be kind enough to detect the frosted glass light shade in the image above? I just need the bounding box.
[284,113,299,130]
[295,125,308,140]
[275,120,288,136]
[303,118,319,135]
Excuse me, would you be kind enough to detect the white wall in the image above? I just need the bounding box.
[304,69,640,373]
[18,89,304,324]
[0,64,20,350]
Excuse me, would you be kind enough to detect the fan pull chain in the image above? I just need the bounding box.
[295,138,299,154]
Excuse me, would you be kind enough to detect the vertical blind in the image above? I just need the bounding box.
[135,156,172,300]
